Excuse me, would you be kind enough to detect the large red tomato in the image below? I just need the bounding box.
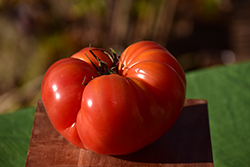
[41,41,186,155]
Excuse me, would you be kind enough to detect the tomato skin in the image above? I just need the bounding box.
[41,41,186,155]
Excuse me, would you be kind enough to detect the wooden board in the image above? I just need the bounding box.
[25,99,213,167]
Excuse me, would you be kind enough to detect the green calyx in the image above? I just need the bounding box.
[86,44,119,75]
[82,44,119,86]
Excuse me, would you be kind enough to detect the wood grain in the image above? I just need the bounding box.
[25,99,213,167]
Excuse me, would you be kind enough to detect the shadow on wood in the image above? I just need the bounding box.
[114,100,213,164]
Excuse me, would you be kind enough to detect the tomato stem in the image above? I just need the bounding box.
[82,75,87,86]
[110,48,117,66]
[86,44,119,76]
[85,53,99,72]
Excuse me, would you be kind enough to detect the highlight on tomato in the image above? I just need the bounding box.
[41,41,186,155]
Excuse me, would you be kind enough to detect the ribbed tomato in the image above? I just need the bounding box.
[41,41,186,155]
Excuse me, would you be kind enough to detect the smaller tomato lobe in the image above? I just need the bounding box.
[124,50,185,85]
[41,58,98,148]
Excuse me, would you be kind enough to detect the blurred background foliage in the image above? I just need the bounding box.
[0,0,250,113]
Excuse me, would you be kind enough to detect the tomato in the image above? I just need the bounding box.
[41,41,186,155]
